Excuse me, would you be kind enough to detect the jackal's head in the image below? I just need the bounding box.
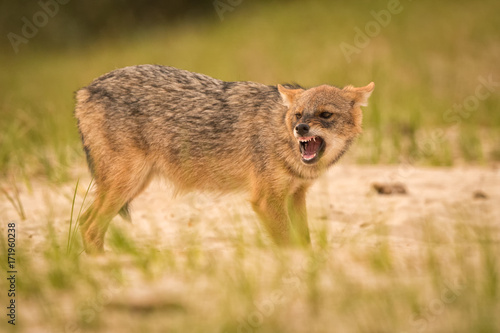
[278,82,374,168]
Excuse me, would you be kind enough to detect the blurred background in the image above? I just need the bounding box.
[1,2,500,333]
[1,0,499,181]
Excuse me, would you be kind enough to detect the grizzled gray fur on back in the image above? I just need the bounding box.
[78,65,292,189]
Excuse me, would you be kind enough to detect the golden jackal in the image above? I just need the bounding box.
[75,65,374,253]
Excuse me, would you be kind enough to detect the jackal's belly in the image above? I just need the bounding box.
[153,149,252,193]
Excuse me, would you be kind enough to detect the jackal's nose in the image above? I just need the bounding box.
[295,123,310,136]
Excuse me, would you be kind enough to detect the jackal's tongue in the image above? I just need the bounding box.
[302,138,322,159]
[305,139,321,155]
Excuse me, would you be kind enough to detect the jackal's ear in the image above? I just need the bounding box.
[277,84,303,108]
[345,82,375,107]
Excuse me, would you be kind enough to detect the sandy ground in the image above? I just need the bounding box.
[2,164,500,333]
[2,164,499,253]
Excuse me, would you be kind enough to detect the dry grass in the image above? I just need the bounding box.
[1,1,499,332]
[1,165,499,332]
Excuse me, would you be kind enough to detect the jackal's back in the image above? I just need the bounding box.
[75,65,283,192]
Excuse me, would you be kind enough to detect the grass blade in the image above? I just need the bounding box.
[66,178,80,254]
[68,178,93,254]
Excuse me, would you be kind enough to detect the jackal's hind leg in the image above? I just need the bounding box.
[79,164,153,254]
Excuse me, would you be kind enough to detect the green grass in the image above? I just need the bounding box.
[1,3,500,329]
[0,188,498,333]
[1,0,500,179]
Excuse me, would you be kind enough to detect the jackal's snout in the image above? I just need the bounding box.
[295,123,310,136]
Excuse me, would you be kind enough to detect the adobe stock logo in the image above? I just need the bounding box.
[7,0,71,54]
[213,0,244,21]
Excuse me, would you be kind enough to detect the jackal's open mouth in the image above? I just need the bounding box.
[298,136,325,164]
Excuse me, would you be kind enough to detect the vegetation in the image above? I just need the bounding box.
[0,1,499,332]
[1,0,499,180]
[1,177,499,332]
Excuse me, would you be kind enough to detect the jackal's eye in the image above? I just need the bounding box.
[319,112,333,119]
[295,113,301,120]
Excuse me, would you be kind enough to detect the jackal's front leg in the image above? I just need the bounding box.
[251,193,292,245]
[287,185,311,245]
